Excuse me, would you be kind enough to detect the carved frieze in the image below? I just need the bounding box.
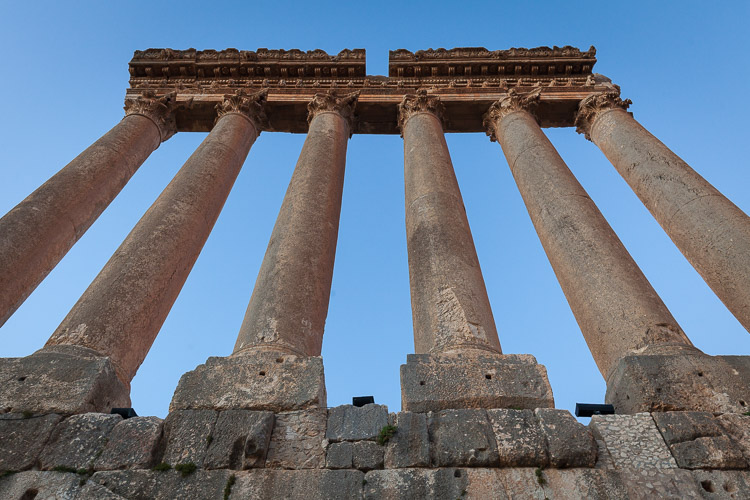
[123,90,183,142]
[216,89,269,132]
[397,89,446,133]
[483,88,542,142]
[307,89,360,131]
[574,91,632,141]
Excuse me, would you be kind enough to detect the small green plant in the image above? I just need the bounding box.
[743,411,750,416]
[223,474,236,500]
[22,411,33,419]
[207,435,214,445]
[0,470,17,479]
[52,465,78,474]
[152,462,172,472]
[535,467,546,486]
[175,462,197,477]
[362,479,367,486]
[376,425,397,446]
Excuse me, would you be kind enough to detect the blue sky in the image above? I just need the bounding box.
[2,1,749,419]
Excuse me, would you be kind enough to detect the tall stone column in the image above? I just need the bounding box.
[0,90,266,414]
[399,90,553,413]
[0,91,181,328]
[485,89,750,413]
[170,90,359,413]
[576,93,750,333]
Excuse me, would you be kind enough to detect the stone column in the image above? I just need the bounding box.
[485,89,750,413]
[398,90,553,413]
[576,93,750,333]
[0,90,266,414]
[170,90,359,413]
[0,91,181,328]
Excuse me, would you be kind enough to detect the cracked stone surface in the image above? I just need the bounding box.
[0,413,62,471]
[39,413,122,470]
[265,409,327,469]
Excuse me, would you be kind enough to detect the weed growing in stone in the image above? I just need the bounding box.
[152,462,172,472]
[376,425,397,445]
[535,467,546,486]
[223,474,236,500]
[175,462,197,477]
[22,411,33,419]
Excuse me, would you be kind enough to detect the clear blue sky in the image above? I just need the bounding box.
[2,1,749,419]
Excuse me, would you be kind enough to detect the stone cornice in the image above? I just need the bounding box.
[123,90,182,142]
[216,89,269,132]
[397,89,446,133]
[575,91,632,141]
[483,88,542,142]
[306,90,360,132]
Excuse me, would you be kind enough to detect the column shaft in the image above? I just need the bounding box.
[486,92,691,378]
[577,94,750,332]
[46,103,260,385]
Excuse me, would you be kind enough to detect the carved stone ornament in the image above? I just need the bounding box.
[397,89,446,134]
[483,88,542,142]
[306,89,360,132]
[215,89,269,132]
[123,90,182,142]
[574,91,632,141]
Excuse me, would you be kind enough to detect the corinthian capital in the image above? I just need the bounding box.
[307,89,360,132]
[124,91,183,142]
[397,89,446,134]
[575,91,632,141]
[483,88,541,142]
[216,89,269,132]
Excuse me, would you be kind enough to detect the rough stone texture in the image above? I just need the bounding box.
[39,412,122,470]
[0,471,81,500]
[691,469,750,499]
[204,410,274,470]
[0,413,62,471]
[170,352,326,412]
[542,468,630,499]
[607,348,750,414]
[653,411,748,469]
[619,469,705,499]
[162,409,217,467]
[92,469,231,499]
[230,469,364,499]
[401,352,554,412]
[0,345,130,414]
[535,408,597,468]
[95,416,163,470]
[384,411,429,468]
[363,468,470,500]
[326,442,353,469]
[265,409,327,469]
[487,408,549,467]
[718,413,750,460]
[428,409,499,467]
[590,413,677,470]
[353,441,384,471]
[76,481,128,499]
[326,404,388,442]
[46,112,258,385]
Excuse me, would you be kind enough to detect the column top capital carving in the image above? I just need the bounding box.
[123,90,185,142]
[306,89,360,131]
[482,88,541,142]
[216,89,269,132]
[575,90,632,140]
[397,89,446,134]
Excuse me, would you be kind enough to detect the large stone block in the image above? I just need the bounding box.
[400,352,554,412]
[535,408,597,468]
[203,410,275,470]
[170,352,326,412]
[39,413,122,470]
[0,471,81,500]
[542,468,630,499]
[353,441,384,471]
[265,409,327,469]
[589,413,676,470]
[363,469,470,500]
[326,404,388,442]
[230,469,364,499]
[619,469,705,499]
[0,413,62,471]
[428,409,499,467]
[487,409,548,467]
[606,347,750,414]
[326,442,353,469]
[162,409,217,467]
[384,412,429,468]
[652,412,748,470]
[690,470,750,498]
[0,346,130,415]
[94,416,163,470]
[717,413,750,461]
[92,469,231,499]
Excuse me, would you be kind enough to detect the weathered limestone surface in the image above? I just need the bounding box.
[39,413,122,470]
[162,409,217,467]
[326,404,388,442]
[535,408,597,468]
[326,442,353,469]
[230,469,364,499]
[487,409,548,467]
[352,441,384,471]
[265,409,328,469]
[428,409,500,467]
[170,352,326,412]
[590,413,677,470]
[0,345,130,414]
[401,352,554,412]
[0,413,62,471]
[92,469,231,500]
[0,471,82,500]
[363,468,471,500]
[384,411,430,468]
[718,414,750,460]
[95,416,163,470]
[203,410,274,470]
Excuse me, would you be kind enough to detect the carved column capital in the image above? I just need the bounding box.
[483,88,541,142]
[575,91,632,141]
[398,89,446,134]
[307,89,360,133]
[216,89,269,133]
[123,91,182,143]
